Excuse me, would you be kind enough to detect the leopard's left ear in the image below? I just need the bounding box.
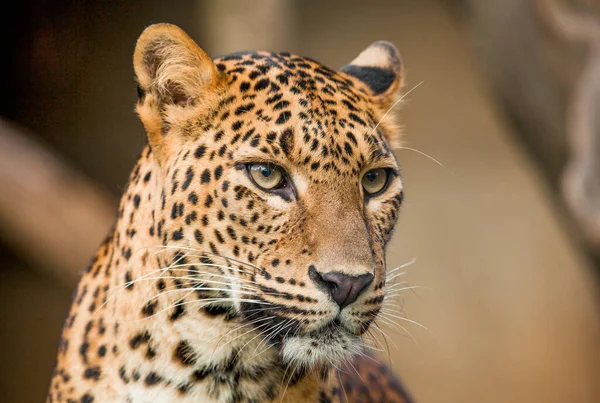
[341,41,403,107]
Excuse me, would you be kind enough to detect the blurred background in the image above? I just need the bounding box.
[2,0,600,402]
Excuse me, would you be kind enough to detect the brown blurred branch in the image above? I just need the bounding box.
[463,0,600,253]
[0,118,115,285]
[538,0,600,248]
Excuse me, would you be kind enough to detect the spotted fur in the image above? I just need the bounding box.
[47,24,412,403]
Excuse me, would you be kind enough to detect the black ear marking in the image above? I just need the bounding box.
[340,41,403,97]
[340,65,396,95]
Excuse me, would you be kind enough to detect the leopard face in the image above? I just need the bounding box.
[134,24,404,372]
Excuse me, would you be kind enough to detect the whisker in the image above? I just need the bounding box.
[213,319,274,356]
[372,320,403,349]
[369,81,424,136]
[394,146,455,175]
[378,310,433,335]
[96,265,259,316]
[386,257,417,276]
[118,275,257,294]
[142,285,260,304]
[92,251,204,316]
[336,369,349,403]
[374,315,417,344]
[209,315,275,346]
[150,245,265,273]
[121,297,271,324]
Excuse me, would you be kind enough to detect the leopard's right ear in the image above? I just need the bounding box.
[133,24,224,159]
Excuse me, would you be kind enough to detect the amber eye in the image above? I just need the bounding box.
[248,163,285,190]
[362,168,389,196]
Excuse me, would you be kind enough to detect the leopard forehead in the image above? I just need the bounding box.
[167,50,399,181]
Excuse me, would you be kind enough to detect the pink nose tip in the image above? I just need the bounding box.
[309,266,374,308]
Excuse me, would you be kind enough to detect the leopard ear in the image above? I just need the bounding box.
[341,41,403,107]
[133,23,224,158]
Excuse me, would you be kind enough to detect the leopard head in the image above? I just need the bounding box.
[134,24,404,371]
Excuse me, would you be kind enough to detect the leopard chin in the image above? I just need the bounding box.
[279,320,363,369]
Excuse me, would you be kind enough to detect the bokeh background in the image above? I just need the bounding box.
[2,1,600,402]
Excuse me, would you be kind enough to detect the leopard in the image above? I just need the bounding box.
[47,23,413,403]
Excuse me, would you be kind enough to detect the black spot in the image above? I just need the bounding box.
[214,130,225,142]
[83,366,102,381]
[182,167,194,190]
[214,166,223,180]
[226,226,237,240]
[273,100,290,111]
[279,128,294,156]
[146,346,157,359]
[204,304,232,317]
[200,169,211,184]
[81,393,94,403]
[193,367,212,381]
[346,132,358,145]
[171,203,179,219]
[188,192,198,205]
[119,366,130,384]
[254,78,270,91]
[133,194,141,208]
[266,132,277,143]
[240,82,250,92]
[125,271,134,289]
[172,228,184,241]
[141,300,157,317]
[177,382,192,394]
[214,229,225,244]
[174,340,197,366]
[130,331,151,349]
[170,304,185,321]
[194,145,207,159]
[79,342,89,363]
[276,73,289,85]
[348,112,366,126]
[232,120,243,131]
[185,211,198,225]
[266,93,283,105]
[145,372,162,386]
[235,103,255,115]
[342,99,358,112]
[275,111,291,125]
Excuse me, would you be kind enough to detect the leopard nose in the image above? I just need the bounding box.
[309,266,374,308]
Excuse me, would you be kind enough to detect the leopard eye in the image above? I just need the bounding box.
[362,168,389,196]
[248,163,285,191]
